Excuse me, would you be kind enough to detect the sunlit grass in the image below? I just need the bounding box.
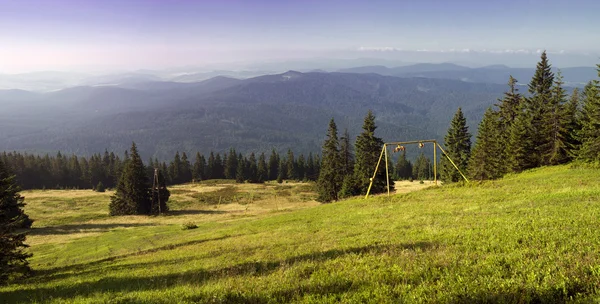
[2,167,600,303]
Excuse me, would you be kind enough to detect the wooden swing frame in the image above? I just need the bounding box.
[365,139,469,198]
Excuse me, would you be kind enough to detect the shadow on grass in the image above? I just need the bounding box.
[168,209,227,216]
[29,223,157,236]
[2,242,437,302]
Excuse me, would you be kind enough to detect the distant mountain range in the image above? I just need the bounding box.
[2,62,596,92]
[0,71,514,160]
[337,64,596,86]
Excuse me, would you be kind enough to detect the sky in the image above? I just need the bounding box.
[1,0,599,73]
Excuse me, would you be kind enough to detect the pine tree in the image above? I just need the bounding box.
[95,181,106,192]
[206,152,216,180]
[468,108,503,180]
[192,152,206,182]
[276,158,286,183]
[267,149,279,181]
[353,111,392,194]
[527,50,555,167]
[577,69,600,162]
[180,152,192,183]
[296,154,306,181]
[495,76,523,174]
[257,153,268,183]
[247,153,258,183]
[225,148,238,179]
[0,159,32,284]
[543,71,569,165]
[440,108,471,183]
[316,118,343,202]
[507,105,537,172]
[412,153,431,181]
[564,88,582,159]
[168,152,182,184]
[394,150,412,180]
[286,149,296,180]
[109,142,151,215]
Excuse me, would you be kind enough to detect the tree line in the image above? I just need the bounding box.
[0,148,323,191]
[440,51,600,181]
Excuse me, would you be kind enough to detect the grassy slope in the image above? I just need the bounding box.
[1,166,600,303]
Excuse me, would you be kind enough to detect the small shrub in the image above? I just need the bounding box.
[95,182,106,192]
[181,222,198,230]
[419,180,424,184]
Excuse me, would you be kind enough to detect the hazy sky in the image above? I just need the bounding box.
[1,0,599,72]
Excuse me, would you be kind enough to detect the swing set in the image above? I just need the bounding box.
[365,139,469,198]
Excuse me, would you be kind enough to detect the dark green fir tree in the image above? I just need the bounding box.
[317,118,343,202]
[109,142,151,215]
[440,108,471,183]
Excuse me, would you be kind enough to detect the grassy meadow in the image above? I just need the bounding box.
[1,167,600,303]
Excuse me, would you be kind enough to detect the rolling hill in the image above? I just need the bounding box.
[1,165,599,302]
[1,72,510,159]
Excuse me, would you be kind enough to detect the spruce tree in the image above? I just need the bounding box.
[180,152,192,183]
[495,76,523,174]
[286,149,296,180]
[527,51,555,167]
[257,153,268,183]
[109,142,151,215]
[564,88,582,159]
[296,154,306,181]
[225,148,238,179]
[267,149,279,181]
[317,118,343,202]
[168,152,181,184]
[0,159,32,284]
[192,152,206,181]
[468,108,503,180]
[247,153,258,183]
[543,71,569,165]
[507,105,537,172]
[394,150,412,180]
[577,69,600,162]
[276,158,286,184]
[440,108,471,183]
[206,152,216,180]
[352,111,391,194]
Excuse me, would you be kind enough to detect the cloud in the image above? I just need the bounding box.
[357,46,402,52]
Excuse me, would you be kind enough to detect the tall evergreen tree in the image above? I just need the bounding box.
[206,152,216,180]
[564,88,582,159]
[412,153,432,181]
[235,154,246,183]
[109,142,151,215]
[267,149,279,181]
[440,108,471,183]
[296,154,306,181]
[577,68,600,162]
[214,153,224,179]
[276,157,287,183]
[286,149,296,180]
[0,159,32,284]
[468,108,503,180]
[257,153,268,183]
[317,118,343,202]
[527,51,555,167]
[180,152,192,183]
[192,152,206,181]
[247,153,258,183]
[168,152,182,184]
[543,71,569,165]
[507,104,537,172]
[394,150,412,180]
[225,148,238,179]
[495,76,523,174]
[352,111,391,194]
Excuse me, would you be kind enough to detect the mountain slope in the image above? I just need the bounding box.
[2,165,600,302]
[0,72,507,159]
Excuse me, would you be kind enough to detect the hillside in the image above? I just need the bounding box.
[339,63,597,86]
[0,72,507,159]
[1,166,599,302]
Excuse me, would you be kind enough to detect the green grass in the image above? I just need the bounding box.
[2,166,600,303]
